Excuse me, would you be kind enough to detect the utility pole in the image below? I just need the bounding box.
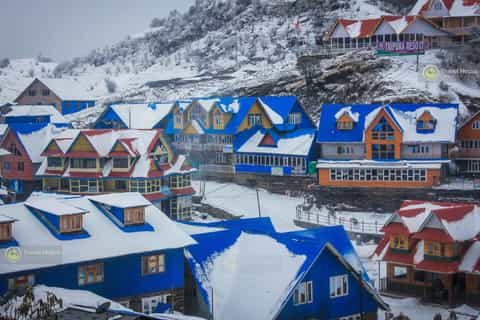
[256,187,262,217]
[211,287,214,320]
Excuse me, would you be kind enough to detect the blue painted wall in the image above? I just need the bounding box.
[5,115,51,124]
[94,108,127,129]
[61,101,95,115]
[277,249,379,320]
[0,248,185,299]
[235,164,295,176]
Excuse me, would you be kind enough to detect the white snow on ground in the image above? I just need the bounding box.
[192,180,303,232]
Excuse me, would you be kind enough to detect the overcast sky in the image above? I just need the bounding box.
[0,0,195,61]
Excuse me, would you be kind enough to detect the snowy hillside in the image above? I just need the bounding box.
[1,0,479,127]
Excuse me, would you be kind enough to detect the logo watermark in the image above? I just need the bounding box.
[2,246,62,265]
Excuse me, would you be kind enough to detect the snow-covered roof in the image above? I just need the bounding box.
[186,219,387,320]
[109,102,174,129]
[258,98,284,125]
[0,214,16,223]
[317,103,458,144]
[89,192,151,208]
[0,193,195,274]
[36,78,94,101]
[5,105,68,124]
[0,285,136,318]
[410,0,480,17]
[386,200,479,241]
[8,123,67,163]
[335,106,360,122]
[0,124,9,136]
[37,129,195,179]
[26,197,88,216]
[331,18,382,39]
[235,128,315,156]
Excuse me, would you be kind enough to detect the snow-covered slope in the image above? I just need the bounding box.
[1,0,479,127]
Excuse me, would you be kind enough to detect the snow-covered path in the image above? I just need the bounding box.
[193,180,304,232]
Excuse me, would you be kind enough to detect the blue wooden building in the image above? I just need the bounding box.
[181,218,389,320]
[3,105,71,127]
[0,192,195,314]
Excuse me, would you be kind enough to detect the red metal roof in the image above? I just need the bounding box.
[433,204,475,222]
[415,259,461,273]
[412,228,454,243]
[381,222,410,235]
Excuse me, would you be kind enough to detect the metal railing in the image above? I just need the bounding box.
[199,164,235,174]
[295,206,384,236]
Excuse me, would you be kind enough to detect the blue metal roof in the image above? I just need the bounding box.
[317,103,458,143]
[185,218,374,316]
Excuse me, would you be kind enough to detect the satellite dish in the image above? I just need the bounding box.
[96,301,111,314]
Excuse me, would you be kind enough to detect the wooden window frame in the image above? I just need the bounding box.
[124,207,145,226]
[329,275,348,298]
[0,223,12,241]
[78,263,104,286]
[60,214,83,233]
[142,254,166,275]
[293,280,313,305]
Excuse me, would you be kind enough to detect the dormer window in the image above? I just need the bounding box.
[417,111,437,131]
[0,222,13,242]
[288,112,302,125]
[60,214,83,233]
[337,120,353,130]
[124,207,145,226]
[472,120,480,129]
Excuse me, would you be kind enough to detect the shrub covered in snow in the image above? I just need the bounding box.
[0,58,10,69]
[104,78,117,93]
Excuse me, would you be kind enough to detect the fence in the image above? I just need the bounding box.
[295,206,384,236]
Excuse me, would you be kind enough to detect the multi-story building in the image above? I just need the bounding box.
[323,15,449,54]
[316,103,458,188]
[0,192,195,313]
[410,0,480,43]
[183,218,388,320]
[455,111,480,174]
[0,123,65,199]
[36,129,195,221]
[14,78,95,115]
[374,200,480,306]
[165,96,316,175]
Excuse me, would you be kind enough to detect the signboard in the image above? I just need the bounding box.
[271,167,284,176]
[376,41,425,56]
[223,145,234,154]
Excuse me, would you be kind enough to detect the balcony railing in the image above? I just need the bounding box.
[199,164,235,174]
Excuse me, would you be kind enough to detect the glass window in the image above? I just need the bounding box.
[142,254,165,275]
[78,263,104,286]
[70,158,97,169]
[0,223,12,241]
[60,214,83,233]
[293,281,313,305]
[329,275,348,298]
[248,114,262,126]
[47,157,62,167]
[288,112,302,125]
[113,157,129,169]
[372,117,394,140]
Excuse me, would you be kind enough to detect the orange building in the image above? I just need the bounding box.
[455,111,480,174]
[316,104,458,188]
